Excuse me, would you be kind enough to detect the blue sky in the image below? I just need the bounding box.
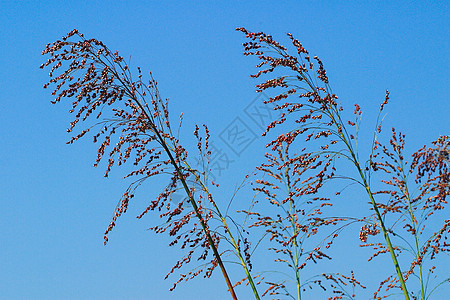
[1,1,448,299]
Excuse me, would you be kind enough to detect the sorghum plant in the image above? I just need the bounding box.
[237,27,449,299]
[40,29,258,299]
[40,28,448,300]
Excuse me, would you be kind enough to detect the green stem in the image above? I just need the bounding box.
[348,145,410,299]
[183,161,261,299]
[398,154,425,299]
[282,163,302,300]
[291,198,302,300]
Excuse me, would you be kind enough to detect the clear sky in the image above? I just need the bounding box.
[1,1,448,299]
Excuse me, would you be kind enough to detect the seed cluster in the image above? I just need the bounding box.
[41,30,229,291]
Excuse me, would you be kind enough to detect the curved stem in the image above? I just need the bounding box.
[280,152,302,300]
[397,151,425,299]
[335,113,410,300]
[182,158,261,299]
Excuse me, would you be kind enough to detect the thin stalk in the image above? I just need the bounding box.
[398,154,425,299]
[182,161,261,299]
[405,189,425,300]
[357,167,410,300]
[289,189,302,300]
[281,155,302,300]
[292,211,301,300]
